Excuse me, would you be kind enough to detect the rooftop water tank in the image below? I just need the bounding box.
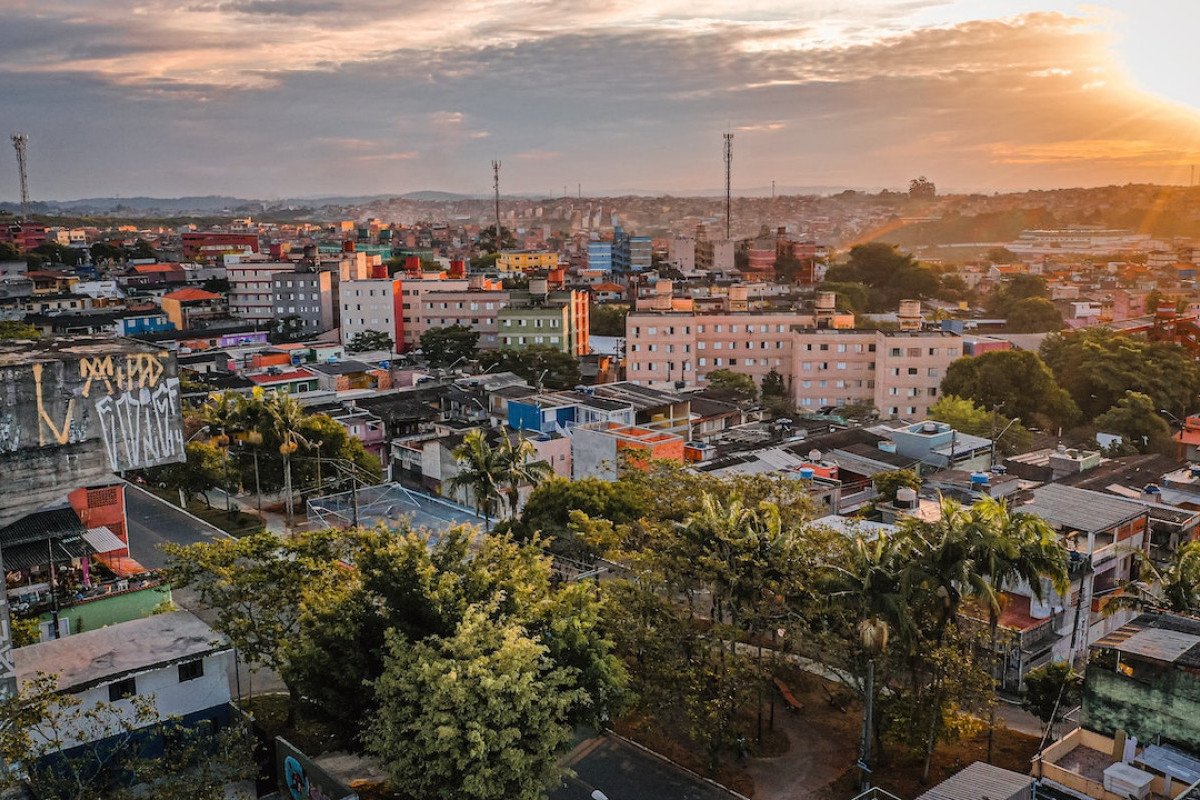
[970,472,990,487]
[895,487,918,509]
[799,467,815,479]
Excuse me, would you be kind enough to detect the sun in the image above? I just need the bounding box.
[1107,4,1200,112]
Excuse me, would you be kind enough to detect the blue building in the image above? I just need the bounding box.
[613,225,652,277]
[587,240,613,272]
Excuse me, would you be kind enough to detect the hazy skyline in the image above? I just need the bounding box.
[4,1,1200,202]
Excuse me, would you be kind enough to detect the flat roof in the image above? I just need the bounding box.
[16,610,227,692]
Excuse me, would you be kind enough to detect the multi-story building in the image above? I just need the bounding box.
[414,279,509,350]
[340,278,402,348]
[587,241,613,272]
[226,257,299,323]
[613,226,652,276]
[495,251,558,274]
[792,329,960,418]
[272,267,336,335]
[497,281,589,355]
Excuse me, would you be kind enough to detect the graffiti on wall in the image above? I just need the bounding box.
[18,350,185,472]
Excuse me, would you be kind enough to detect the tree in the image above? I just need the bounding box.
[590,304,628,336]
[202,277,230,294]
[367,610,583,800]
[495,434,554,519]
[1106,540,1200,616]
[0,241,20,261]
[0,673,254,800]
[89,241,125,264]
[985,247,1017,264]
[908,177,936,200]
[448,430,506,529]
[138,441,225,507]
[873,469,921,505]
[761,368,786,400]
[269,314,309,343]
[941,349,1079,427]
[0,320,41,339]
[1021,662,1082,738]
[1040,328,1200,420]
[478,346,581,390]
[513,477,646,560]
[705,368,757,400]
[927,395,1032,455]
[823,242,940,312]
[1093,391,1172,453]
[1005,297,1063,333]
[346,329,395,353]
[477,224,516,254]
[986,274,1049,317]
[420,324,479,368]
[31,242,82,267]
[820,281,870,314]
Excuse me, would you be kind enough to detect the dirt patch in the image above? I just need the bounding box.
[614,710,757,797]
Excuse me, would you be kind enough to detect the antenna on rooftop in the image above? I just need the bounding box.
[11,134,30,222]
[723,132,733,239]
[492,160,502,251]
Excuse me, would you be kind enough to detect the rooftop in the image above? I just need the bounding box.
[0,334,165,367]
[16,610,227,692]
[1020,483,1148,534]
[1092,612,1200,669]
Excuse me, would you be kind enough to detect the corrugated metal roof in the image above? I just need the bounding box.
[1021,483,1147,533]
[915,761,1032,800]
[1114,628,1200,664]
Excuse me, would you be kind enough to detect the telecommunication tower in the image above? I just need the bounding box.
[492,160,502,249]
[723,133,733,239]
[11,134,29,223]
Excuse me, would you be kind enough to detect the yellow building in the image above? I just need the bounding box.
[495,251,559,274]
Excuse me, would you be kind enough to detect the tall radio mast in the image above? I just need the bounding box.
[11,134,30,222]
[492,160,502,249]
[723,133,733,239]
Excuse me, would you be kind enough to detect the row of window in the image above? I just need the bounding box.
[425,301,499,310]
[632,323,792,336]
[107,659,205,702]
[503,318,560,328]
[502,336,561,346]
[633,357,786,372]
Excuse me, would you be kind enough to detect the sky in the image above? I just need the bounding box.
[4,0,1200,201]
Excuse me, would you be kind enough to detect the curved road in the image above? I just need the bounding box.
[123,482,233,570]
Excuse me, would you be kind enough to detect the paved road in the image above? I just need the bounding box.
[551,733,745,800]
[123,482,233,570]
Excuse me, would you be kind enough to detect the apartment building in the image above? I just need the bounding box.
[792,329,961,418]
[272,268,336,334]
[415,280,509,350]
[226,258,299,323]
[498,281,589,355]
[627,310,813,389]
[340,278,402,347]
[495,251,559,274]
[613,226,652,276]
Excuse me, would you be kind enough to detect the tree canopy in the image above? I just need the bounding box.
[705,368,757,400]
[927,395,1032,455]
[478,346,581,390]
[824,242,940,312]
[346,329,395,353]
[941,349,1079,427]
[420,324,479,368]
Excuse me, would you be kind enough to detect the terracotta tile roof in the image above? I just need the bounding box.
[162,287,221,302]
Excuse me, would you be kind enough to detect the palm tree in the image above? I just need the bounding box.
[496,434,554,519]
[965,496,1068,763]
[262,391,311,525]
[1106,540,1200,616]
[448,430,505,530]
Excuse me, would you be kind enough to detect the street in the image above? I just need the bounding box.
[123,482,233,570]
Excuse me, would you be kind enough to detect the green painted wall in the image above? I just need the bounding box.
[1083,661,1200,751]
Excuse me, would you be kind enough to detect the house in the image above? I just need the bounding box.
[14,611,236,753]
[916,761,1033,800]
[571,422,685,481]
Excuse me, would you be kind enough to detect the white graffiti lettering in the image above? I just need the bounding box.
[94,377,185,472]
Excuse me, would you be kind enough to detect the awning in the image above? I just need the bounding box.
[84,526,126,555]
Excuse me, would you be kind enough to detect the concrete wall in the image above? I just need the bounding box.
[1083,661,1200,752]
[0,338,185,528]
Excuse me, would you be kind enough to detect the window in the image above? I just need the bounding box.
[179,659,204,683]
[819,343,829,351]
[729,358,738,366]
[109,677,137,701]
[714,342,722,350]
[908,367,918,375]
[928,348,939,356]
[928,368,939,378]
[837,344,847,353]
[837,362,847,370]
[699,358,708,366]
[889,348,901,357]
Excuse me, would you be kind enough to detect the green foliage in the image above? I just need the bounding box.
[820,281,869,314]
[478,346,581,390]
[927,395,1032,455]
[202,276,230,294]
[941,349,1079,427]
[1004,297,1063,332]
[269,314,310,343]
[448,430,553,526]
[1040,327,1200,420]
[872,469,921,505]
[985,247,1017,264]
[0,241,20,260]
[367,611,582,800]
[513,477,646,560]
[420,324,479,368]
[0,672,254,800]
[90,241,126,264]
[985,274,1049,316]
[908,177,936,200]
[1107,541,1200,616]
[30,241,82,266]
[0,320,41,339]
[824,242,940,312]
[477,224,516,254]
[1020,662,1082,728]
[346,329,395,353]
[705,368,757,400]
[1093,391,1172,453]
[590,304,629,336]
[761,368,786,400]
[11,615,39,647]
[137,441,226,506]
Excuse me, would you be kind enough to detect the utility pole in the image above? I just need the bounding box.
[11,134,29,223]
[492,159,502,251]
[723,132,733,239]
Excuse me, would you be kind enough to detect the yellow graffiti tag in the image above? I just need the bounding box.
[80,353,164,398]
[32,363,75,446]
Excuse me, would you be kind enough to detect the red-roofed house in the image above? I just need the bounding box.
[160,288,227,330]
[590,282,626,303]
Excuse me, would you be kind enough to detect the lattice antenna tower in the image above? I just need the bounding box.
[723,132,733,239]
[492,159,502,250]
[11,134,29,223]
